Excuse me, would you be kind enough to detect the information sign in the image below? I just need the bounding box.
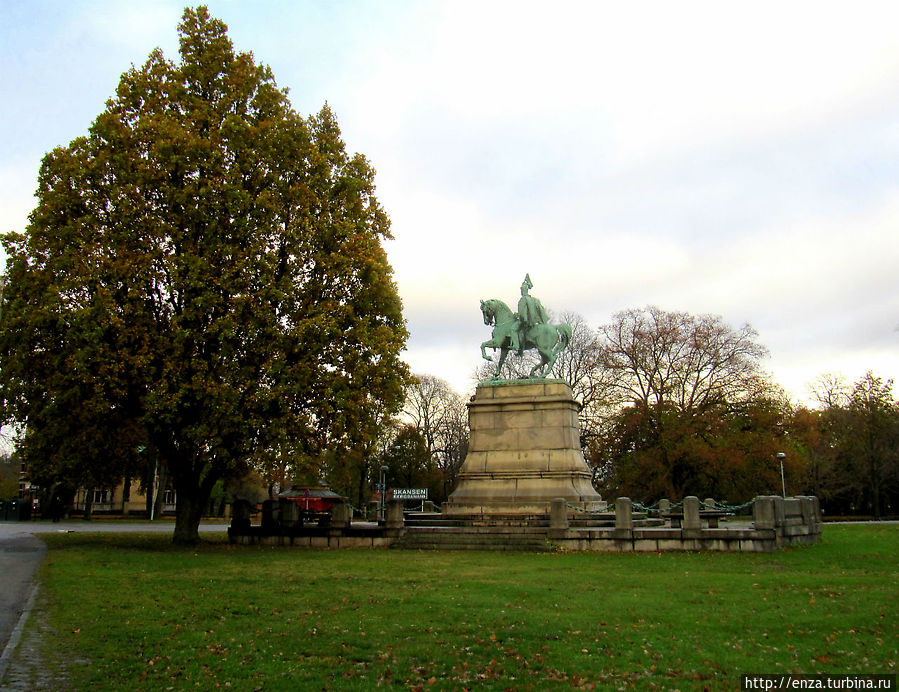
[392,488,428,500]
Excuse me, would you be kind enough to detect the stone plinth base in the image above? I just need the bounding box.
[444,380,604,516]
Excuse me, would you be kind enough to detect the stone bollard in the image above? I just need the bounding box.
[704,498,717,510]
[683,496,701,531]
[330,503,351,530]
[615,497,633,530]
[658,498,671,517]
[386,500,405,530]
[772,495,785,527]
[752,496,775,530]
[613,497,633,543]
[230,499,253,531]
[811,496,822,525]
[797,496,813,527]
[550,498,569,531]
[261,500,279,531]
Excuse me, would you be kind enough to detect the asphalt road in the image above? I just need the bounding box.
[0,519,229,682]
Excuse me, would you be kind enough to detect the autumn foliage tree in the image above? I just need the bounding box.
[0,7,409,543]
[800,372,899,517]
[589,306,798,502]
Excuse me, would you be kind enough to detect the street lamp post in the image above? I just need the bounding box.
[379,465,388,524]
[776,452,787,498]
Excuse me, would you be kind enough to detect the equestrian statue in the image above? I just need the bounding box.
[480,274,572,379]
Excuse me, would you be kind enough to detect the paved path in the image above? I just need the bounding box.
[0,520,228,688]
[0,526,46,683]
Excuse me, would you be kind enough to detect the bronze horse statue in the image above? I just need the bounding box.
[480,298,571,379]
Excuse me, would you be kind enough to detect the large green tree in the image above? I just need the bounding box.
[0,7,409,543]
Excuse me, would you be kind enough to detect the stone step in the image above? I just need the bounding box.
[404,514,552,528]
[403,516,658,529]
[393,529,552,552]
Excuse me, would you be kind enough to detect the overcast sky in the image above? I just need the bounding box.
[2,0,897,403]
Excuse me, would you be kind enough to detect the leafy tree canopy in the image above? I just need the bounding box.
[0,6,410,542]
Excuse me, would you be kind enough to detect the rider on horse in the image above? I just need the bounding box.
[479,274,571,379]
[512,274,549,354]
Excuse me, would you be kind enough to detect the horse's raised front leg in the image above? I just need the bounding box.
[481,341,495,362]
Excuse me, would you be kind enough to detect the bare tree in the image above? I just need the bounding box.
[552,312,618,444]
[433,399,469,498]
[404,375,458,456]
[403,375,470,498]
[809,373,851,409]
[599,306,770,414]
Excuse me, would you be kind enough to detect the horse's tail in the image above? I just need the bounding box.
[554,323,572,354]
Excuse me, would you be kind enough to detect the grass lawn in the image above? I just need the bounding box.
[32,525,897,691]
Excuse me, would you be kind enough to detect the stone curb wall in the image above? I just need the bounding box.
[229,495,822,553]
[547,495,821,552]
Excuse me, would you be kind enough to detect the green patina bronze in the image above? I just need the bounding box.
[480,274,572,380]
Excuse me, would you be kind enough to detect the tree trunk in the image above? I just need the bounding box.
[172,489,206,545]
[171,470,219,545]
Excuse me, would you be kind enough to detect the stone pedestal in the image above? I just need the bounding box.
[444,380,604,515]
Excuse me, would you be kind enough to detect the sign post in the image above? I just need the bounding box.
[392,488,428,511]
